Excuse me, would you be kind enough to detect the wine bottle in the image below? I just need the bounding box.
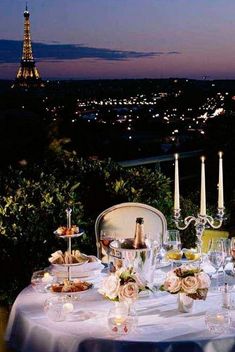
[133,217,146,249]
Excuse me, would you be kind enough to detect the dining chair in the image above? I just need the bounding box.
[201,229,229,253]
[95,202,167,261]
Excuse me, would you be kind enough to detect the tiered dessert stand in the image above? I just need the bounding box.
[54,208,84,281]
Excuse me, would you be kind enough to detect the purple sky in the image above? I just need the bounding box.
[1,0,235,79]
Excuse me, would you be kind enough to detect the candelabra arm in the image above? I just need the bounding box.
[174,211,197,231]
[206,215,223,229]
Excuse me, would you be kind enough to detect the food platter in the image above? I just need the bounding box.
[54,230,84,239]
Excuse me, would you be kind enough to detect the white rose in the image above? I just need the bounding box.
[164,275,181,293]
[118,282,139,301]
[197,272,211,289]
[98,275,120,300]
[181,276,199,294]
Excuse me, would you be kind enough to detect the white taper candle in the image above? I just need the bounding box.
[200,156,206,216]
[218,151,224,209]
[174,154,180,211]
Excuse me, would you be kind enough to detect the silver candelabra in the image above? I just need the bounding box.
[173,207,225,257]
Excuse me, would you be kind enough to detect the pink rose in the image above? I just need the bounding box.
[181,276,199,294]
[197,272,211,289]
[164,275,181,293]
[118,282,139,301]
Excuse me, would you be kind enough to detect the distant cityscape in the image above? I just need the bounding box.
[1,4,235,199]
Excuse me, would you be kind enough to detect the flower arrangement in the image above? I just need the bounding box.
[161,265,211,300]
[98,267,148,302]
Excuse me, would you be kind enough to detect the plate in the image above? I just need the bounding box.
[45,282,93,295]
[156,261,171,269]
[54,230,84,239]
[168,257,201,264]
[51,260,89,267]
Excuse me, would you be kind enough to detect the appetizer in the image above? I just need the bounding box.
[50,279,92,293]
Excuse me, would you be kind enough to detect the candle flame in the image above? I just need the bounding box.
[219,151,223,158]
[175,153,178,160]
[201,156,205,162]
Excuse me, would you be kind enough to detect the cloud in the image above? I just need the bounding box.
[0,39,181,64]
[167,51,181,55]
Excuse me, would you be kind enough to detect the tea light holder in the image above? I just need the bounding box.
[107,302,136,335]
[31,269,56,293]
[44,296,74,322]
[205,309,231,335]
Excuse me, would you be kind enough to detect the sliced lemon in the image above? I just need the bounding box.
[167,250,182,260]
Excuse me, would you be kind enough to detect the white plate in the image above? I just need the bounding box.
[50,269,104,281]
[54,230,84,239]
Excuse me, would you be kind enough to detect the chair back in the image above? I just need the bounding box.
[95,202,167,260]
[201,229,229,253]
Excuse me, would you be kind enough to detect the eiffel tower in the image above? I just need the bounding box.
[14,4,44,88]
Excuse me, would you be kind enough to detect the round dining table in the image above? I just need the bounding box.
[5,267,235,352]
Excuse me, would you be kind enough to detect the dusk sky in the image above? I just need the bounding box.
[1,0,235,80]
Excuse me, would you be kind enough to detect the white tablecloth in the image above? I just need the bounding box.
[5,270,235,352]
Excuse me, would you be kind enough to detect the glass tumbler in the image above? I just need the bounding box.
[205,309,231,335]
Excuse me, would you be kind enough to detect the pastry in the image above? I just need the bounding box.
[50,280,92,293]
[48,250,64,264]
[56,225,80,236]
[49,250,91,265]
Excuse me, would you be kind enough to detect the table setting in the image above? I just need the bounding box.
[6,152,235,352]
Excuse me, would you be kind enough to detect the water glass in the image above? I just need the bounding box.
[205,309,231,335]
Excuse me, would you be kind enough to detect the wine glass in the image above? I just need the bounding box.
[207,239,224,291]
[100,231,115,268]
[220,239,232,275]
[163,230,181,251]
[230,238,235,260]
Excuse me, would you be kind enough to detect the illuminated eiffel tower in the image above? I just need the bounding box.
[14,4,44,88]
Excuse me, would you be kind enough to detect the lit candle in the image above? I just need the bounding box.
[215,313,225,324]
[218,151,224,209]
[41,272,54,283]
[174,154,180,211]
[62,302,74,314]
[114,315,126,326]
[200,156,206,216]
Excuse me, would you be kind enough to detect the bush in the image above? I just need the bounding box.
[0,151,173,304]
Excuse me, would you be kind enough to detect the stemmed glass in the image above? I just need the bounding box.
[220,239,232,277]
[162,230,181,268]
[230,238,235,260]
[100,231,114,267]
[163,230,181,251]
[207,239,224,291]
